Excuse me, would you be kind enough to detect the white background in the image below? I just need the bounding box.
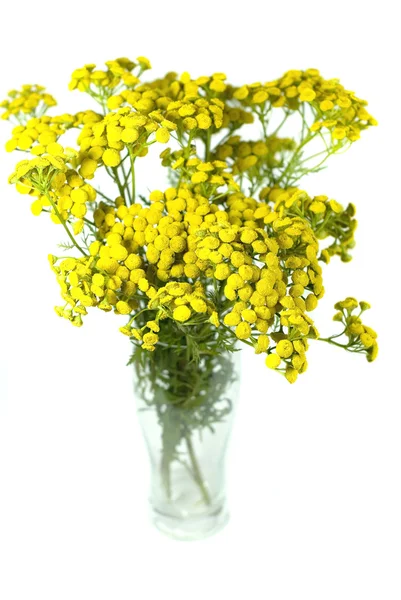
[0,1,400,599]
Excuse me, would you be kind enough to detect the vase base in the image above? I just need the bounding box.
[151,504,229,541]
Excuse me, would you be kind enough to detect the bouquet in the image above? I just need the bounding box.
[1,57,378,539]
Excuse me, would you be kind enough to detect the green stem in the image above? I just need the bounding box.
[270,111,289,137]
[277,131,318,186]
[129,148,136,203]
[94,188,114,203]
[307,151,336,173]
[299,104,307,140]
[112,167,126,198]
[257,109,269,140]
[185,432,211,505]
[161,452,172,500]
[315,211,333,236]
[317,336,348,349]
[104,166,124,197]
[45,193,87,256]
[178,132,195,188]
[205,129,211,161]
[120,161,131,205]
[82,216,97,232]
[303,148,331,164]
[318,130,330,152]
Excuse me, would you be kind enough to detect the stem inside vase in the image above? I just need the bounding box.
[184,432,211,505]
[133,319,239,539]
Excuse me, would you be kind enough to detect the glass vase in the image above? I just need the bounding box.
[134,345,240,541]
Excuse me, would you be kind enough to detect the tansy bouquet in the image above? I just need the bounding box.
[1,57,378,539]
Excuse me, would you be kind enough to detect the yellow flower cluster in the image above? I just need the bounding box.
[0,85,56,123]
[266,335,310,384]
[222,105,254,130]
[123,281,217,349]
[4,111,104,160]
[91,186,230,282]
[9,154,67,189]
[50,209,219,352]
[50,253,137,325]
[4,115,70,153]
[331,298,378,362]
[69,57,151,95]
[268,187,357,262]
[2,56,378,384]
[48,181,323,377]
[108,87,225,133]
[149,281,216,320]
[188,191,323,380]
[77,105,177,171]
[214,135,296,174]
[163,95,225,132]
[161,151,239,191]
[147,71,228,102]
[9,147,97,233]
[233,68,377,141]
[104,69,255,140]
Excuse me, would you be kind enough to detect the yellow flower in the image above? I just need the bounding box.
[233,86,249,100]
[116,301,131,315]
[276,340,293,358]
[299,88,316,102]
[102,149,121,167]
[360,333,374,348]
[367,342,378,362]
[192,171,208,184]
[241,309,257,324]
[121,128,139,143]
[146,320,160,332]
[255,335,269,354]
[143,332,158,345]
[240,229,258,244]
[156,127,170,144]
[320,100,334,111]
[235,321,251,340]
[305,294,318,311]
[227,273,244,290]
[252,90,269,104]
[224,312,241,327]
[209,311,220,327]
[265,354,281,369]
[332,127,347,140]
[173,305,191,322]
[196,114,212,129]
[285,368,298,384]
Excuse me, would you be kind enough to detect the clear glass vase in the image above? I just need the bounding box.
[134,346,240,541]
